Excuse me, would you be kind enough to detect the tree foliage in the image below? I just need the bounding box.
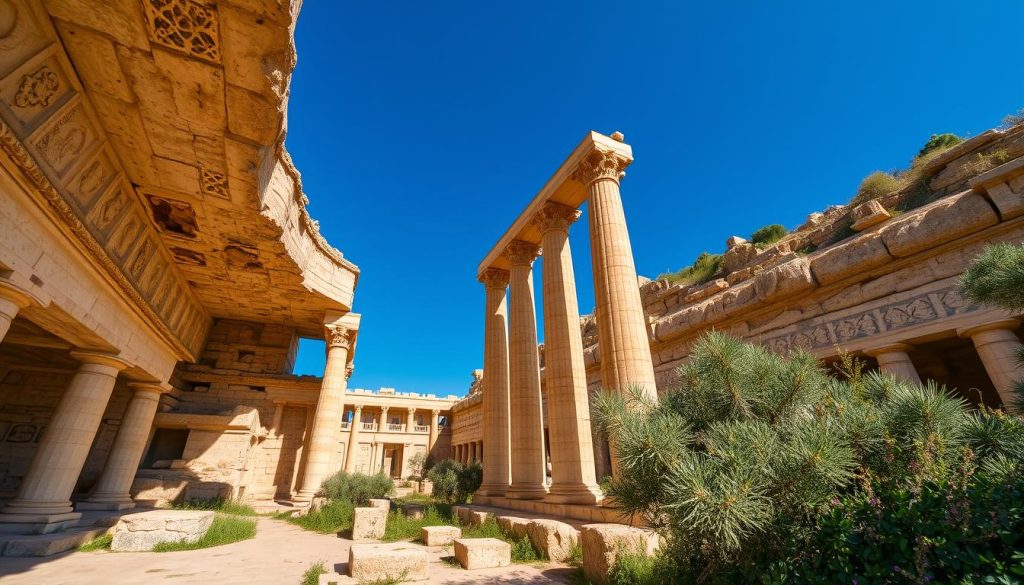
[427,459,482,504]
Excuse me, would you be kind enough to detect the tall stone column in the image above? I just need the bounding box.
[344,404,363,472]
[428,409,440,453]
[406,408,416,433]
[534,202,603,504]
[0,282,33,343]
[572,148,657,401]
[295,324,354,501]
[504,240,547,500]
[80,383,166,510]
[380,406,390,431]
[960,320,1024,411]
[0,351,128,533]
[478,268,511,496]
[866,343,922,385]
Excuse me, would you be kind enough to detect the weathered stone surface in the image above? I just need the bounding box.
[527,519,579,562]
[468,510,492,527]
[723,242,758,272]
[809,232,892,285]
[879,191,999,258]
[401,504,425,519]
[110,510,213,552]
[753,257,816,303]
[367,498,391,511]
[453,505,471,525]
[348,542,429,581]
[581,523,659,585]
[351,507,387,541]
[983,181,1024,220]
[420,525,461,546]
[496,515,530,539]
[454,538,511,570]
[850,199,892,231]
[725,235,747,249]
[682,279,728,304]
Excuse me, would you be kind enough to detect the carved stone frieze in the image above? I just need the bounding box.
[143,0,221,63]
[27,99,98,178]
[13,66,59,109]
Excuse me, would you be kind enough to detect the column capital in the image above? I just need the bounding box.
[353,403,363,412]
[407,406,417,413]
[0,281,35,310]
[958,319,1021,338]
[864,343,915,357]
[324,324,356,350]
[127,382,169,396]
[571,148,631,186]
[478,267,510,289]
[532,201,581,234]
[503,240,541,266]
[380,405,389,413]
[69,350,130,372]
[431,408,441,416]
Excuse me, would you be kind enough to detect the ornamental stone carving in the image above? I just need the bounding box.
[571,148,630,186]
[325,324,355,350]
[478,267,509,289]
[532,201,581,233]
[14,66,59,109]
[503,240,541,266]
[143,0,221,63]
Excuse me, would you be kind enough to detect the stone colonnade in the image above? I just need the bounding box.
[476,142,657,504]
[452,441,484,465]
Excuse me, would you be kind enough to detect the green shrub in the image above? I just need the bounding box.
[917,133,963,158]
[749,224,787,247]
[287,499,354,534]
[152,514,257,552]
[962,243,1024,312]
[320,471,393,505]
[608,553,663,585]
[851,171,904,206]
[658,252,724,286]
[509,534,543,562]
[301,561,326,585]
[427,459,482,504]
[78,533,112,552]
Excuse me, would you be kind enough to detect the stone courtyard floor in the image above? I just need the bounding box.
[0,516,576,584]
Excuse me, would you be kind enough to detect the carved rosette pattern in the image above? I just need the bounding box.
[531,201,581,233]
[571,148,630,186]
[324,324,356,350]
[503,240,541,266]
[14,66,59,109]
[144,0,222,63]
[478,267,510,289]
[764,286,979,353]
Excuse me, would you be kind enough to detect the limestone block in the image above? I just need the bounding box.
[878,191,998,258]
[348,543,429,581]
[850,199,892,231]
[753,257,816,303]
[581,523,660,585]
[726,235,747,249]
[809,232,892,285]
[401,504,425,519]
[496,515,530,539]
[453,505,472,525]
[420,525,461,546]
[682,279,728,304]
[351,507,387,541]
[984,181,1024,220]
[723,242,758,272]
[527,519,580,562]
[110,510,214,552]
[367,499,391,511]
[454,538,511,570]
[468,510,492,527]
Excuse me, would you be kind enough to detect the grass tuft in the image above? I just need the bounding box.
[658,252,724,285]
[383,504,454,542]
[151,513,257,552]
[286,500,354,534]
[169,498,258,516]
[301,561,326,585]
[78,533,112,552]
[749,224,787,247]
[566,541,584,568]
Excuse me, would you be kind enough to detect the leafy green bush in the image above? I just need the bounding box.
[383,504,454,541]
[749,224,787,247]
[918,133,963,158]
[152,514,257,552]
[852,171,904,206]
[320,471,393,505]
[658,252,724,286]
[427,459,482,504]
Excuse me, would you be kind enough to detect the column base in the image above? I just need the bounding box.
[476,484,509,498]
[0,512,81,534]
[291,489,317,504]
[505,484,547,500]
[76,499,136,511]
[544,483,604,505]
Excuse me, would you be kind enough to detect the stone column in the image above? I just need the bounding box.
[504,240,547,500]
[865,343,922,385]
[270,402,285,438]
[960,320,1024,411]
[344,404,363,472]
[0,282,33,344]
[533,202,603,504]
[572,148,657,400]
[471,442,478,463]
[0,351,128,533]
[295,324,354,501]
[428,409,440,453]
[478,268,511,496]
[380,406,389,431]
[477,441,484,464]
[406,408,416,433]
[80,382,166,510]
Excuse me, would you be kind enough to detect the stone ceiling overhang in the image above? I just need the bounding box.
[0,0,359,347]
[477,131,632,277]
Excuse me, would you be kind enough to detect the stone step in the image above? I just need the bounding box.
[0,526,110,557]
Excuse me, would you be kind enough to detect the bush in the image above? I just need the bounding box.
[962,243,1024,312]
[427,459,482,504]
[917,133,963,158]
[320,471,393,506]
[659,252,724,286]
[749,224,787,247]
[851,171,904,206]
[286,499,354,534]
[152,514,257,552]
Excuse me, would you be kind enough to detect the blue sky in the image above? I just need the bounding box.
[285,1,1023,396]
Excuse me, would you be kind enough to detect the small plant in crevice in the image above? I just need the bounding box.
[78,533,113,552]
[300,561,326,585]
[658,252,724,286]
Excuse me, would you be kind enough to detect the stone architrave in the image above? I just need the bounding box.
[502,240,547,500]
[295,323,354,501]
[533,202,603,504]
[572,148,658,401]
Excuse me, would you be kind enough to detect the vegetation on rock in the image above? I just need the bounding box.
[152,514,257,552]
[749,224,788,247]
[658,252,724,286]
[917,133,963,158]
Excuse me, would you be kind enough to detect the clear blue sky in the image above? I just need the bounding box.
[285,1,1023,396]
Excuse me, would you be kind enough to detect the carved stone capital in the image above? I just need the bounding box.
[353,404,363,413]
[324,324,355,350]
[571,148,630,186]
[380,406,389,414]
[431,408,441,416]
[532,201,581,234]
[478,267,510,289]
[503,240,541,266]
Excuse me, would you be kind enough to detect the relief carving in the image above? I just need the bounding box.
[144,0,221,63]
[13,66,58,109]
[30,102,95,176]
[200,167,228,198]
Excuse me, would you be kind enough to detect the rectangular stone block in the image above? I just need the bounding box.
[454,537,511,570]
[468,510,492,527]
[581,523,660,585]
[110,510,214,552]
[367,498,391,511]
[527,519,579,562]
[420,525,461,546]
[351,507,386,541]
[401,504,424,519]
[348,542,428,581]
[496,515,529,539]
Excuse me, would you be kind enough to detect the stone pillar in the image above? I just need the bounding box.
[0,351,128,533]
[478,268,511,496]
[470,442,478,463]
[270,402,285,438]
[572,148,657,400]
[504,240,547,500]
[344,404,363,472]
[428,409,440,453]
[960,320,1024,411]
[406,408,416,433]
[80,382,166,510]
[866,343,923,385]
[380,406,389,431]
[295,324,354,501]
[0,282,33,344]
[477,441,484,464]
[533,202,603,504]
